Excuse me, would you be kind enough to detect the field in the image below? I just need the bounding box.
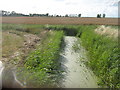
[0,17,119,25]
[1,21,119,88]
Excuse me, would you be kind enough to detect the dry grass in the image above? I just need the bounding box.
[2,31,24,57]
[1,17,119,25]
[95,25,118,39]
[1,26,45,65]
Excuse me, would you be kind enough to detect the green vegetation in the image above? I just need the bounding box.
[2,24,44,58]
[76,25,119,88]
[2,31,24,57]
[43,25,79,36]
[46,25,120,88]
[2,24,44,35]
[24,30,64,87]
[2,24,119,88]
[2,24,64,87]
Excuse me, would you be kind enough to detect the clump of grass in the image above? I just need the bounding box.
[2,24,44,35]
[77,25,119,88]
[72,38,81,52]
[43,25,80,36]
[24,30,64,87]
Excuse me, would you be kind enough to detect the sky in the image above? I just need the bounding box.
[0,0,119,17]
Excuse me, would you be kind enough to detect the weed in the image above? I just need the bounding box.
[24,30,64,87]
[77,25,119,88]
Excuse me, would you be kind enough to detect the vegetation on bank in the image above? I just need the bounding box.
[2,24,64,87]
[76,25,119,88]
[2,24,45,35]
[2,24,45,61]
[46,25,119,88]
[2,24,119,88]
[23,30,64,87]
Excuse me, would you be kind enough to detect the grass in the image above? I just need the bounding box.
[2,24,44,35]
[76,25,120,88]
[2,24,64,87]
[2,31,24,57]
[2,24,119,88]
[46,25,120,88]
[2,24,46,57]
[22,30,64,87]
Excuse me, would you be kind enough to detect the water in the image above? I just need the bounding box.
[59,36,98,88]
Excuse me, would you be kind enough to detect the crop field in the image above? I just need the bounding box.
[0,17,119,25]
[1,23,120,88]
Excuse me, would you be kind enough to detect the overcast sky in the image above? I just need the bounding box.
[0,0,119,17]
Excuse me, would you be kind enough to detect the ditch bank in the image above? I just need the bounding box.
[59,36,98,88]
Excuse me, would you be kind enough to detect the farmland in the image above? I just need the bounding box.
[1,20,120,88]
[0,17,119,25]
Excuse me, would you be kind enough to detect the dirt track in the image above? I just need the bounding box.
[1,17,119,25]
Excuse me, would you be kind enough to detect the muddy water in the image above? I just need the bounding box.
[59,36,98,88]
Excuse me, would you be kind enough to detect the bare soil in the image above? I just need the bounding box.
[1,17,119,25]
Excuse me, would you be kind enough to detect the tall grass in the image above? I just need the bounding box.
[2,24,119,88]
[47,25,120,88]
[2,24,64,87]
[77,25,120,88]
[2,24,44,35]
[23,30,64,87]
[2,24,44,59]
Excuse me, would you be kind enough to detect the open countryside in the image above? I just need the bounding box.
[1,17,119,25]
[0,1,120,87]
[0,18,119,88]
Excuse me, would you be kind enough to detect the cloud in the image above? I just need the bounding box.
[112,1,118,6]
[0,0,118,17]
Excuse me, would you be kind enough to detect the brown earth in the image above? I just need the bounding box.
[1,30,48,66]
[0,17,119,25]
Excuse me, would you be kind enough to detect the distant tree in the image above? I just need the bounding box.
[50,15,53,17]
[46,13,49,17]
[11,11,16,15]
[65,14,68,17]
[103,14,106,18]
[56,15,59,17]
[99,14,101,18]
[78,14,81,17]
[1,10,7,16]
[29,13,33,17]
[7,11,10,16]
[97,14,99,18]
[97,14,101,18]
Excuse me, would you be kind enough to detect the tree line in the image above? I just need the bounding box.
[0,10,105,18]
[97,14,106,18]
